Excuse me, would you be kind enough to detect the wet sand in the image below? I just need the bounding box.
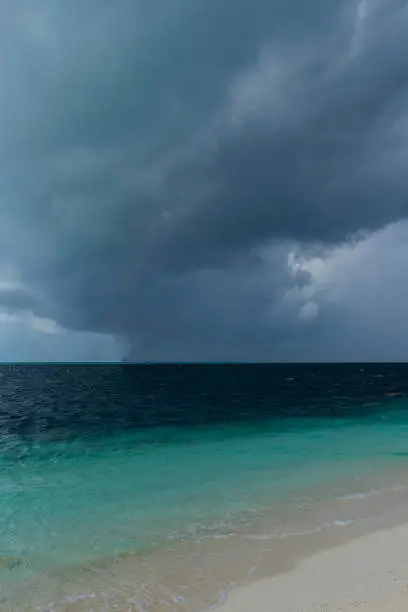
[217,523,408,611]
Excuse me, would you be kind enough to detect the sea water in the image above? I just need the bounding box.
[1,364,408,610]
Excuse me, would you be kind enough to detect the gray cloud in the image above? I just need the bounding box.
[0,309,125,361]
[274,221,408,362]
[0,0,408,360]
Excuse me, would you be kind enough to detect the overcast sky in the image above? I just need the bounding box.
[1,0,408,361]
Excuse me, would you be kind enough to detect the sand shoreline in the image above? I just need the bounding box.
[3,479,408,610]
[213,522,408,611]
[6,508,407,611]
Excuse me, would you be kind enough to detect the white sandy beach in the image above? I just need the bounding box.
[216,523,408,611]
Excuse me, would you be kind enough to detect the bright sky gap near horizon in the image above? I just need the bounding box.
[1,0,408,361]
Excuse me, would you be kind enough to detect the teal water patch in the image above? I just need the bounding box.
[2,408,408,583]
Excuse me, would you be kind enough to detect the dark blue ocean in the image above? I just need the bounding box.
[2,364,408,610]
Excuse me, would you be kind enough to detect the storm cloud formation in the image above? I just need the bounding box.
[1,0,408,360]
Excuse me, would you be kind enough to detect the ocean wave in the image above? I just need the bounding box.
[244,519,354,541]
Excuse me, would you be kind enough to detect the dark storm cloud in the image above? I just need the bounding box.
[1,0,408,359]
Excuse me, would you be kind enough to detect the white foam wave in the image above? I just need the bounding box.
[338,484,406,501]
[338,489,380,500]
[245,518,354,541]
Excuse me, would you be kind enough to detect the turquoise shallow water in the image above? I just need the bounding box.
[1,364,408,608]
[2,408,408,576]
